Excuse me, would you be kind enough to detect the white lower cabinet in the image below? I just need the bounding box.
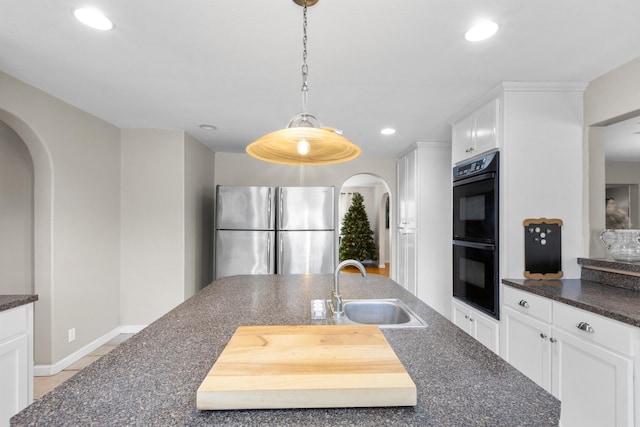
[0,304,34,427]
[502,306,552,390]
[501,285,636,427]
[552,326,633,427]
[452,299,499,354]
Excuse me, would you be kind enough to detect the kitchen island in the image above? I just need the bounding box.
[12,275,559,426]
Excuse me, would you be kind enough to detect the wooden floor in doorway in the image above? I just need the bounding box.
[342,262,389,277]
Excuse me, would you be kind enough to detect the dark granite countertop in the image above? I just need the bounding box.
[13,275,559,426]
[578,257,640,274]
[0,295,38,313]
[502,278,640,327]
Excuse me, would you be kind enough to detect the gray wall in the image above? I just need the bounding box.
[1,71,216,369]
[1,71,121,365]
[184,133,216,297]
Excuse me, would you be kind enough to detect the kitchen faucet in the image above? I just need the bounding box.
[330,259,367,318]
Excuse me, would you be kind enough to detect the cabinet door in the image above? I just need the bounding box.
[398,150,417,227]
[0,334,29,423]
[552,328,634,427]
[501,306,552,391]
[397,229,417,295]
[452,300,471,335]
[471,312,500,354]
[452,115,474,164]
[472,99,499,156]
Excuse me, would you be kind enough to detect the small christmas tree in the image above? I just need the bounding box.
[339,192,378,262]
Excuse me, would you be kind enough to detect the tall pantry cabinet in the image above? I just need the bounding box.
[396,142,451,318]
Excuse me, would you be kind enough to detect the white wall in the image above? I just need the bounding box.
[501,86,585,279]
[184,133,216,298]
[0,121,34,294]
[0,71,121,365]
[585,57,640,257]
[120,129,186,326]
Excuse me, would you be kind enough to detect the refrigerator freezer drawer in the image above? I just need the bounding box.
[216,186,275,230]
[278,230,335,275]
[216,230,275,279]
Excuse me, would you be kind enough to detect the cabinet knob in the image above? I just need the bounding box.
[464,315,469,320]
[518,300,530,308]
[469,317,474,322]
[576,322,595,333]
[540,333,547,339]
[549,337,557,343]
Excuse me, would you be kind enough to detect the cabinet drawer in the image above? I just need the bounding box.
[0,305,29,342]
[503,286,552,323]
[553,302,634,356]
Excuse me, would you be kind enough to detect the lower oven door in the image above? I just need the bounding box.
[452,240,498,319]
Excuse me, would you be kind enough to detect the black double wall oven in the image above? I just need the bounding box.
[452,151,499,319]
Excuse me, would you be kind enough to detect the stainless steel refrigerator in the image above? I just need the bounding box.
[215,186,335,278]
[215,186,276,279]
[276,186,335,275]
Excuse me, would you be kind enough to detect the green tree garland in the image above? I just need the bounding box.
[339,192,378,262]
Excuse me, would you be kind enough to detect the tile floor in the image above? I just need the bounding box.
[33,333,135,400]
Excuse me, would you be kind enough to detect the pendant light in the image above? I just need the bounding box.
[246,0,361,166]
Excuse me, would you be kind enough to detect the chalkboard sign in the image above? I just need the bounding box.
[523,218,563,279]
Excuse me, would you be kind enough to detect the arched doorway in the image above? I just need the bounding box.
[0,120,34,294]
[339,173,392,276]
[0,109,54,366]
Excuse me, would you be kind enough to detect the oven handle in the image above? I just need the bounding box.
[453,240,496,250]
[452,171,496,186]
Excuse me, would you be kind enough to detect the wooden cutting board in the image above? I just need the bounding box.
[196,325,416,410]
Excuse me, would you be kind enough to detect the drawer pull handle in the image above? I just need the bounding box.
[549,337,557,343]
[518,300,530,308]
[576,322,595,333]
[540,333,547,339]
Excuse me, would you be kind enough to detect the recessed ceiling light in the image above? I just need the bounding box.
[465,21,499,42]
[73,7,114,31]
[199,124,218,130]
[381,128,396,135]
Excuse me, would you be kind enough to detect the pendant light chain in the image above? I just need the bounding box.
[245,0,361,165]
[301,0,309,113]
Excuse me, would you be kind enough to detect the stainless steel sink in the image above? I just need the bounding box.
[326,298,428,328]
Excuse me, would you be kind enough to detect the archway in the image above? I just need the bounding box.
[0,120,34,294]
[0,109,54,366]
[339,173,392,276]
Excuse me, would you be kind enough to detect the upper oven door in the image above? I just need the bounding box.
[453,173,497,243]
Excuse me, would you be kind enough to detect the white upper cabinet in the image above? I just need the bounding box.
[451,98,499,164]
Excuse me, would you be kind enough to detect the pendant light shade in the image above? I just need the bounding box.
[247,125,361,166]
[246,0,361,166]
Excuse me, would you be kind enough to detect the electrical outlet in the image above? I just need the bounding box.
[68,328,76,343]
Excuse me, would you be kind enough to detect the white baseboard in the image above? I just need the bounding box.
[34,324,147,376]
[119,325,146,334]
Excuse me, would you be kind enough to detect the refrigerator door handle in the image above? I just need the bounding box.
[267,187,273,228]
[278,189,284,229]
[278,232,283,273]
[267,232,273,274]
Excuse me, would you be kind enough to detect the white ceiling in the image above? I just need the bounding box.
[2,0,640,159]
